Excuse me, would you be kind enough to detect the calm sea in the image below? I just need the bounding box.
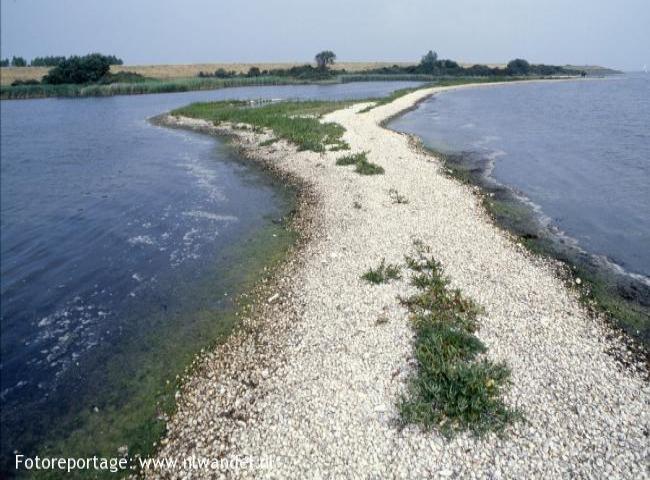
[0,81,420,467]
[390,75,650,280]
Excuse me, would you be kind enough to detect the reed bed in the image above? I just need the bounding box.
[1,76,317,99]
[339,73,437,83]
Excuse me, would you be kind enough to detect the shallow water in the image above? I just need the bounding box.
[0,81,420,466]
[390,75,650,280]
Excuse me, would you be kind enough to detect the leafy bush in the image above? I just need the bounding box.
[97,71,148,84]
[262,64,336,80]
[214,68,236,78]
[506,58,531,75]
[247,66,261,77]
[11,79,40,86]
[42,53,114,84]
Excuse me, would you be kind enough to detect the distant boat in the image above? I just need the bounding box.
[643,64,648,73]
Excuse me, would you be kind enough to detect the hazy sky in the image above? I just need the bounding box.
[1,0,648,71]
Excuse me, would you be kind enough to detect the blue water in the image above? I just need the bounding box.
[0,81,421,465]
[390,75,650,279]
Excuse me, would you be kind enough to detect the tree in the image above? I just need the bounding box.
[30,56,66,67]
[104,55,123,65]
[315,50,336,70]
[42,53,113,84]
[419,50,439,73]
[214,68,234,78]
[0,58,9,67]
[11,56,27,67]
[506,58,530,76]
[247,66,261,77]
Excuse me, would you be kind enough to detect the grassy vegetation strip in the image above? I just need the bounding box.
[1,73,528,101]
[172,100,353,152]
[339,73,437,83]
[398,242,518,435]
[335,151,385,175]
[358,85,432,113]
[0,76,322,100]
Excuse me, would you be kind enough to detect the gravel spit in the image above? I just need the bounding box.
[148,85,649,479]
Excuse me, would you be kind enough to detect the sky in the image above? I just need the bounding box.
[1,0,648,71]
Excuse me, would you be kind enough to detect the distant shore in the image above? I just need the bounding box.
[0,62,621,86]
[146,81,647,478]
[0,74,436,100]
[0,62,418,86]
[1,58,619,100]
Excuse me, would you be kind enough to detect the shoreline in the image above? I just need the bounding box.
[410,140,650,364]
[149,83,648,478]
[384,85,649,362]
[0,74,583,101]
[1,75,436,100]
[0,124,302,473]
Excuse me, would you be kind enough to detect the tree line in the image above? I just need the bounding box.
[196,51,339,80]
[7,53,140,87]
[197,50,582,81]
[366,51,583,77]
[5,49,584,89]
[1,54,122,67]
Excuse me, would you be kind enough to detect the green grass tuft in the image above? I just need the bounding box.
[1,76,327,100]
[399,242,518,436]
[355,159,384,175]
[335,151,384,175]
[358,84,434,113]
[336,152,364,166]
[362,259,402,284]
